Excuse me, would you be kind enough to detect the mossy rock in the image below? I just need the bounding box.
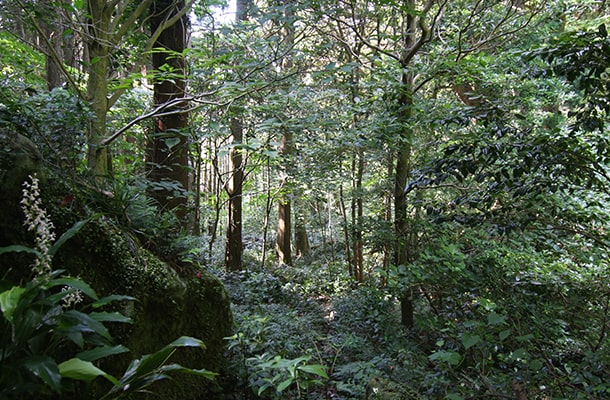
[52,213,233,399]
[0,168,233,399]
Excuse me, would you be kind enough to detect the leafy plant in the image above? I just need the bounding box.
[246,353,328,399]
[0,175,216,398]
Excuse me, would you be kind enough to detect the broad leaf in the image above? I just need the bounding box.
[49,219,88,257]
[50,277,98,301]
[89,311,132,324]
[276,378,294,392]
[461,333,481,350]
[92,294,137,308]
[59,358,117,384]
[0,286,26,323]
[77,345,130,362]
[22,355,62,392]
[298,364,329,378]
[0,245,40,256]
[429,350,462,366]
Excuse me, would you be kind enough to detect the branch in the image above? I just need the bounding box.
[112,0,154,42]
[15,0,85,100]
[107,0,195,108]
[102,72,297,147]
[400,0,437,66]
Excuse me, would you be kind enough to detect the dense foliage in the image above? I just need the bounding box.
[1,0,609,398]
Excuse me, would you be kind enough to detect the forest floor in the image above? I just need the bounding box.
[216,260,426,400]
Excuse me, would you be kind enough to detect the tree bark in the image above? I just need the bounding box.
[147,0,190,221]
[85,0,112,179]
[225,117,244,271]
[276,129,293,265]
[294,198,310,258]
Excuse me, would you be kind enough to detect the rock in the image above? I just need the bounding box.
[51,209,233,400]
[0,131,43,201]
[0,133,233,399]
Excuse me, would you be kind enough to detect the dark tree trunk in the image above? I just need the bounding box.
[276,128,293,265]
[147,0,190,222]
[294,199,310,258]
[225,117,244,271]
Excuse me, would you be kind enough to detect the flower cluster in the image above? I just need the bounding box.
[20,174,55,280]
[61,286,84,308]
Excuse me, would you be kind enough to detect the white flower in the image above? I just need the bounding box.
[21,174,55,281]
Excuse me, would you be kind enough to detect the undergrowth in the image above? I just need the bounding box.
[215,239,609,400]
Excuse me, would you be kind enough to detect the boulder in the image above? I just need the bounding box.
[0,132,233,399]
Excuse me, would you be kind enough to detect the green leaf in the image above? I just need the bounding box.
[499,329,511,341]
[429,350,462,366]
[298,364,329,379]
[58,310,112,345]
[158,364,217,380]
[92,294,137,308]
[122,336,205,381]
[59,358,117,384]
[0,245,40,256]
[89,311,132,324]
[49,219,88,257]
[77,345,130,362]
[510,348,528,361]
[0,286,26,323]
[487,311,507,325]
[461,333,481,350]
[276,378,294,392]
[165,137,181,150]
[23,355,62,391]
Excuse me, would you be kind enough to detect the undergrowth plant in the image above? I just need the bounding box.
[0,175,216,399]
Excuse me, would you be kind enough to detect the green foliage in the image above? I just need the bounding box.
[0,182,218,399]
[247,354,328,398]
[0,267,132,397]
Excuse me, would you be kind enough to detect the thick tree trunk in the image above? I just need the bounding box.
[277,195,292,265]
[275,0,295,266]
[224,0,251,270]
[85,0,112,178]
[225,117,244,271]
[147,0,190,221]
[276,129,293,265]
[395,0,418,329]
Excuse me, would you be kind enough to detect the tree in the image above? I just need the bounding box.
[147,0,191,221]
[275,0,297,266]
[224,0,252,271]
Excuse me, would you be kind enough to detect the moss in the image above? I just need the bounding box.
[50,216,233,399]
[2,175,233,400]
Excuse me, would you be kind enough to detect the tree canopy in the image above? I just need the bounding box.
[1,0,609,398]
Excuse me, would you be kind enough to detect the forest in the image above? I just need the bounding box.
[0,0,609,399]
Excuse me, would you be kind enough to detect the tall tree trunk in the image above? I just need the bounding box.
[147,0,190,222]
[225,117,244,271]
[41,0,65,90]
[275,0,295,266]
[339,182,352,272]
[353,150,364,282]
[261,158,273,268]
[276,129,293,265]
[85,0,112,178]
[394,0,432,329]
[224,0,251,270]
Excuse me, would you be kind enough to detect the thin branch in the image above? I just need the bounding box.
[112,0,154,42]
[15,0,85,100]
[102,72,297,147]
[107,0,195,108]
